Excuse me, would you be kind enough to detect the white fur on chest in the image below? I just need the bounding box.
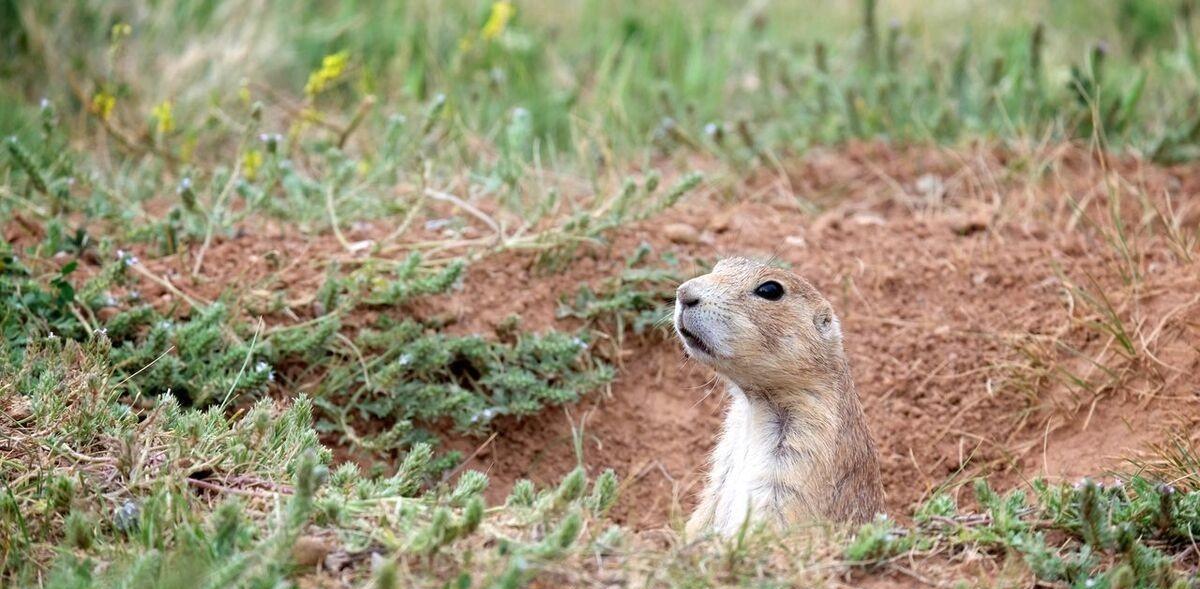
[707,387,813,536]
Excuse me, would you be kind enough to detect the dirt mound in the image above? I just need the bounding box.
[433,144,1200,529]
[41,143,1198,531]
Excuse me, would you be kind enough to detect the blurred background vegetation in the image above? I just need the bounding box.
[2,0,1198,170]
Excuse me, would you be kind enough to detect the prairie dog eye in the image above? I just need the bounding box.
[753,280,784,301]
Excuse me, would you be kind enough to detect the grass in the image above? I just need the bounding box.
[8,340,1200,587]
[2,0,1200,586]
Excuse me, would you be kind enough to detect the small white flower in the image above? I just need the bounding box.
[94,327,108,335]
[177,177,192,192]
[47,332,58,340]
[157,320,173,330]
[572,337,588,350]
[254,361,275,382]
[40,98,50,110]
[113,500,140,532]
[470,407,499,424]
[704,122,719,136]
[398,353,413,366]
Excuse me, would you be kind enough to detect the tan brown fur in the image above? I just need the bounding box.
[673,257,883,536]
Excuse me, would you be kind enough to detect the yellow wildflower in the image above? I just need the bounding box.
[91,92,116,121]
[481,1,515,41]
[111,23,132,42]
[242,149,263,181]
[151,100,174,134]
[180,136,197,163]
[238,84,252,106]
[299,107,322,123]
[305,51,350,97]
[458,33,475,53]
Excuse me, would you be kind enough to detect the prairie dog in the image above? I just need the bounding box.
[674,257,883,537]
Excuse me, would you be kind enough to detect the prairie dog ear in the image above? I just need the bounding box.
[813,306,842,341]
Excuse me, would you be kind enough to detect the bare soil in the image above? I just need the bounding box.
[37,142,1199,534]
[428,143,1200,530]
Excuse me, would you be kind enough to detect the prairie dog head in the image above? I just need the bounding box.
[673,257,845,393]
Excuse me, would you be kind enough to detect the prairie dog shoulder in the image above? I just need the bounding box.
[673,257,883,536]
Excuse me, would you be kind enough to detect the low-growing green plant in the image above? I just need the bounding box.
[557,243,685,353]
[846,477,1200,587]
[0,245,84,348]
[0,340,624,587]
[316,315,613,453]
[1,216,612,467]
[0,339,327,585]
[104,303,272,407]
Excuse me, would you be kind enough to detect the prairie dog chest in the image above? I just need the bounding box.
[709,390,822,535]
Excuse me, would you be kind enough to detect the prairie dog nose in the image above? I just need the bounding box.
[677,283,701,309]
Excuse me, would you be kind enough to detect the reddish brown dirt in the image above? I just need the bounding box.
[26,142,1199,532]
[425,144,1200,529]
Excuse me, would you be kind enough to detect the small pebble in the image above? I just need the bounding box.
[708,210,736,233]
[948,212,989,236]
[785,235,807,248]
[663,223,700,244]
[849,212,886,227]
[292,535,332,567]
[3,396,32,421]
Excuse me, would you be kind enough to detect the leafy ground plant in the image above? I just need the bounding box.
[7,340,1200,588]
[0,341,619,587]
[557,243,687,353]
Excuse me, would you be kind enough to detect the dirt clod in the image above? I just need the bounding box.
[2,396,32,422]
[292,536,333,568]
[663,222,701,244]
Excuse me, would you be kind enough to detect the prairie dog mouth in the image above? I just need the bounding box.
[677,326,715,357]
